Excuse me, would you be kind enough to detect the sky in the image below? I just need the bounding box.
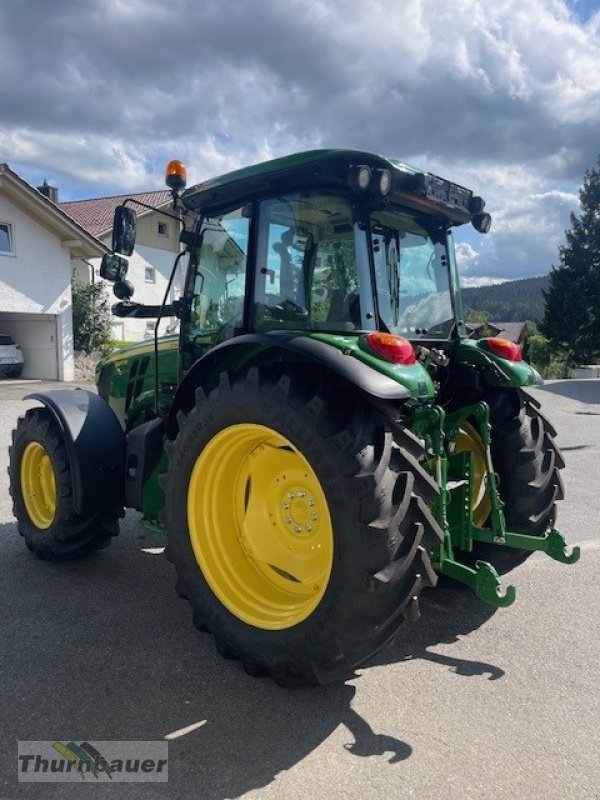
[1,0,599,285]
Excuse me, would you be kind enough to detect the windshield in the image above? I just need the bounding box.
[370,208,454,339]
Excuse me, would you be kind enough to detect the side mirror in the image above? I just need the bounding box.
[100,253,129,282]
[291,226,313,251]
[112,205,137,255]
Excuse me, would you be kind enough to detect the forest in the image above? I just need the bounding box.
[462,275,549,322]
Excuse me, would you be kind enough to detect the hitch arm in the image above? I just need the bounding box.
[472,527,581,564]
[438,558,516,607]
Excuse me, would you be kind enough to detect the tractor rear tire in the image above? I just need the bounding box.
[477,388,565,571]
[8,408,120,560]
[163,366,443,686]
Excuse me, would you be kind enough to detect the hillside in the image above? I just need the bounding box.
[462,275,549,323]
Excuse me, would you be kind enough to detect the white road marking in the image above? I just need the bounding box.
[141,547,165,554]
[164,720,207,740]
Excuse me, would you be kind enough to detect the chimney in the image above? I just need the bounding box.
[37,179,59,203]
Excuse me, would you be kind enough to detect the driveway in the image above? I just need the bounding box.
[0,380,598,799]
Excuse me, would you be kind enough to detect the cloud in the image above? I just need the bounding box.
[0,0,598,279]
[455,242,481,273]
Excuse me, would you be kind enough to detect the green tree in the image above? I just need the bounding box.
[525,333,569,379]
[72,281,113,354]
[464,309,489,324]
[540,156,600,365]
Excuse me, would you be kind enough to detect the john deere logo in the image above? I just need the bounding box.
[18,740,168,783]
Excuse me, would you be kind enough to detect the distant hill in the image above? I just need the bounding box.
[462,275,550,323]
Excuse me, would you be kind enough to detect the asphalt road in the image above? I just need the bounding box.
[0,379,598,800]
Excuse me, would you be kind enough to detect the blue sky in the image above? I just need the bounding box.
[1,0,599,285]
[567,0,600,21]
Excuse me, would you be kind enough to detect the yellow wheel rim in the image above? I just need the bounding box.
[20,442,57,530]
[455,422,491,528]
[187,423,334,630]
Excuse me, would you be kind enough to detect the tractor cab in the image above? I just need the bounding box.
[100,150,495,393]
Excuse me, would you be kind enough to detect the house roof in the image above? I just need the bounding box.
[60,190,171,237]
[0,163,108,259]
[465,321,528,342]
[466,322,503,336]
[494,322,528,342]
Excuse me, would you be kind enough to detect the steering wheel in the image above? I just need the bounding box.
[266,299,309,321]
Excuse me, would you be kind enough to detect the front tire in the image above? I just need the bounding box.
[470,389,565,571]
[9,408,120,559]
[164,366,443,685]
[490,389,565,534]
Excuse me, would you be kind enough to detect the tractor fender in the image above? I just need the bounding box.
[26,389,126,516]
[168,333,411,435]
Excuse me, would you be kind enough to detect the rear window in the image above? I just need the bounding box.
[0,335,15,345]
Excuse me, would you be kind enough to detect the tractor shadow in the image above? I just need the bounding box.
[364,584,504,680]
[0,519,501,800]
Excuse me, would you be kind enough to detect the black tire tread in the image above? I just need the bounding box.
[8,408,119,560]
[465,388,566,574]
[489,389,564,536]
[164,365,443,685]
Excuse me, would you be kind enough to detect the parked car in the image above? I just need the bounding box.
[0,334,24,378]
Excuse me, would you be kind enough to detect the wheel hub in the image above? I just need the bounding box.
[20,441,57,530]
[281,487,318,533]
[187,423,334,630]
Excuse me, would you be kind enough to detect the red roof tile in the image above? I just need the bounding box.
[60,190,171,237]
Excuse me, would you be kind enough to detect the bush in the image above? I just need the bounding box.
[107,339,136,350]
[525,334,569,379]
[72,281,113,355]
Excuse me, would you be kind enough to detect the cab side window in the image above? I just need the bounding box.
[183,207,250,363]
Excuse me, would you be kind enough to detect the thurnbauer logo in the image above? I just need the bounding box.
[18,741,168,781]
[52,742,113,781]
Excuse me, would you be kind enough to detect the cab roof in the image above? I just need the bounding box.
[181,148,479,225]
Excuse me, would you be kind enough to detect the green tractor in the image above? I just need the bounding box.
[8,150,580,685]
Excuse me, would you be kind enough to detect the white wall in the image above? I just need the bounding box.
[0,194,75,379]
[0,195,73,315]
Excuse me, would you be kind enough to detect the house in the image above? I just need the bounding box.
[62,191,187,341]
[492,321,530,345]
[467,320,530,344]
[466,321,504,339]
[0,164,108,380]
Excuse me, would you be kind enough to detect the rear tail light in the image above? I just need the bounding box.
[481,337,522,362]
[365,332,416,365]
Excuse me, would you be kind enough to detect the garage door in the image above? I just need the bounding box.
[0,313,59,379]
